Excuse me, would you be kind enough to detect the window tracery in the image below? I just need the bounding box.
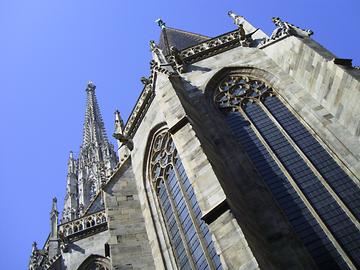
[149,130,222,270]
[86,262,109,270]
[213,73,360,269]
[77,255,110,270]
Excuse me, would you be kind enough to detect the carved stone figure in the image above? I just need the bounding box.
[270,17,313,40]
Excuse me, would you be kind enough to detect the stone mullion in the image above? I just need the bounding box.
[162,166,197,270]
[238,104,357,270]
[259,101,360,231]
[172,156,216,270]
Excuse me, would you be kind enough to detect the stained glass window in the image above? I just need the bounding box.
[149,130,222,270]
[214,74,360,269]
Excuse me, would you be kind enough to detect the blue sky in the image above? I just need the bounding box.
[0,0,359,268]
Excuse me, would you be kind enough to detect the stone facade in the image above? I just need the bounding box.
[30,12,360,270]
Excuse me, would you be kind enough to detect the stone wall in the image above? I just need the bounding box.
[128,64,316,268]
[117,31,360,269]
[263,36,360,181]
[103,159,156,270]
[61,230,110,270]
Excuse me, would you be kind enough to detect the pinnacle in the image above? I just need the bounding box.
[82,82,109,146]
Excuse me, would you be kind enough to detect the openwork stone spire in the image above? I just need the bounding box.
[82,81,109,146]
[62,82,118,223]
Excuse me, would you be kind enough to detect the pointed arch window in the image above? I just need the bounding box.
[214,73,360,269]
[77,255,110,270]
[149,130,222,270]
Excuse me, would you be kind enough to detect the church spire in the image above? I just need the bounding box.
[60,82,118,223]
[82,81,109,146]
[77,81,118,210]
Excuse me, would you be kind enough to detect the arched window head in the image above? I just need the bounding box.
[86,262,109,270]
[148,130,222,270]
[77,255,110,270]
[214,75,273,112]
[149,131,176,192]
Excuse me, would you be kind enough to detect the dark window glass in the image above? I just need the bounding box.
[215,74,360,269]
[150,131,222,269]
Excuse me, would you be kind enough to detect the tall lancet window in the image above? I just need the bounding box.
[149,130,222,270]
[214,73,360,270]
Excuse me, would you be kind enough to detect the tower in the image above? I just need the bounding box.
[62,82,118,222]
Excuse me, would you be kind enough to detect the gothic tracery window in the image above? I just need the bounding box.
[214,73,360,269]
[77,255,110,270]
[149,130,222,270]
[86,262,109,270]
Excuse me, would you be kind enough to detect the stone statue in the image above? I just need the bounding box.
[270,17,313,40]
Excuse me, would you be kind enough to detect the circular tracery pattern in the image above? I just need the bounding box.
[77,256,111,270]
[87,262,109,270]
[149,131,177,191]
[214,75,273,111]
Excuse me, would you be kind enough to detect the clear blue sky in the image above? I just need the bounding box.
[0,0,359,268]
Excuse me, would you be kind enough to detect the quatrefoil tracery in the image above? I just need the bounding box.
[214,75,274,111]
[150,131,177,191]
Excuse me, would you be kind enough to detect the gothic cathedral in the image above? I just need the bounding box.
[29,12,360,270]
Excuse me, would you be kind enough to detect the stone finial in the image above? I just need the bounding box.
[113,110,133,161]
[149,40,169,66]
[228,11,248,42]
[155,18,166,29]
[149,40,158,52]
[51,197,58,214]
[86,81,96,91]
[114,110,125,137]
[31,241,38,254]
[140,77,151,85]
[228,11,244,27]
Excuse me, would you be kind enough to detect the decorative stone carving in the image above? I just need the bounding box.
[155,18,166,29]
[77,255,111,270]
[29,241,49,270]
[140,76,151,85]
[149,131,176,190]
[260,17,313,47]
[228,11,246,40]
[59,210,107,241]
[58,231,69,252]
[113,110,133,162]
[227,11,259,46]
[214,75,273,111]
[169,46,186,73]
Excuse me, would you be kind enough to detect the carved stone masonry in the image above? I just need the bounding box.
[169,46,186,73]
[228,11,259,47]
[214,75,274,112]
[261,17,313,46]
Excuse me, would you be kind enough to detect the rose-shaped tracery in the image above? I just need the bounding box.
[214,75,273,111]
[149,131,177,192]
